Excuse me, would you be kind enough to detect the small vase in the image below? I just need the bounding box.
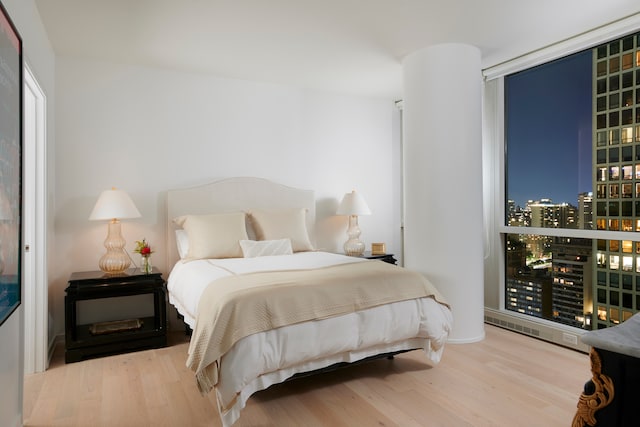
[140,255,152,274]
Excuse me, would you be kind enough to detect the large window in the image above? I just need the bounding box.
[503,31,640,330]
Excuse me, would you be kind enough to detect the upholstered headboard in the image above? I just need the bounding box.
[165,177,315,268]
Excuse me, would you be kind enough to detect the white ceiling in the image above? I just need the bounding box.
[35,0,640,99]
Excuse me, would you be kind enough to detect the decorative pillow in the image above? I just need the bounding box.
[175,229,189,259]
[173,212,248,259]
[239,239,293,258]
[248,208,314,252]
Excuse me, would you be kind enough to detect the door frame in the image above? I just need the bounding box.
[23,62,48,374]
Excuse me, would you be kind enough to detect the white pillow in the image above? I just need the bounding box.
[249,208,314,252]
[175,229,189,259]
[173,212,248,259]
[239,239,293,258]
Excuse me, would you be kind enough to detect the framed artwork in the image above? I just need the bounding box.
[0,2,23,327]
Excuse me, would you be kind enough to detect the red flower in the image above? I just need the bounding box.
[134,238,154,255]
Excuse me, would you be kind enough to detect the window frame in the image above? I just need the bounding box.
[482,14,640,334]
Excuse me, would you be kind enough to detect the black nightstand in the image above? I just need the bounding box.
[65,267,167,363]
[351,251,397,265]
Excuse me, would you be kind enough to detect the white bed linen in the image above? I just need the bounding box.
[218,297,451,427]
[167,251,368,328]
[167,252,453,427]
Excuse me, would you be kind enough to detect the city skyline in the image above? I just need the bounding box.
[506,49,593,208]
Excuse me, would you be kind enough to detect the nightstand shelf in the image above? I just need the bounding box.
[65,268,167,363]
[73,315,159,342]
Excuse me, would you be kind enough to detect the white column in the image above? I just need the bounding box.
[402,44,485,343]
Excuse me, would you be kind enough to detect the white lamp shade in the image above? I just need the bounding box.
[89,188,141,220]
[336,190,371,216]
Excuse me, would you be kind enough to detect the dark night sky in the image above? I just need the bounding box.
[505,50,593,208]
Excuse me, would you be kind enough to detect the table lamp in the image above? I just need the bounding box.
[89,188,141,274]
[336,190,371,256]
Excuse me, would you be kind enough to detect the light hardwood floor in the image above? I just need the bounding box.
[24,324,589,427]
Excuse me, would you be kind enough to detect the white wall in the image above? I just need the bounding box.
[52,57,401,336]
[0,0,55,425]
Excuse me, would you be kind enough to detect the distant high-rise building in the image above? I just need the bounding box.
[591,33,640,328]
[506,201,528,227]
[506,234,592,328]
[505,235,553,320]
[506,275,553,319]
[526,199,578,229]
[551,237,593,329]
[527,199,553,228]
[578,192,593,230]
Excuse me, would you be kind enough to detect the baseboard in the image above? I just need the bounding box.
[484,307,590,353]
[447,331,486,344]
[48,333,64,365]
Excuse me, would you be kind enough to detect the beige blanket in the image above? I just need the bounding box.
[186,260,448,395]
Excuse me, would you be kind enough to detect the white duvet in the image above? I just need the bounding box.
[167,252,453,427]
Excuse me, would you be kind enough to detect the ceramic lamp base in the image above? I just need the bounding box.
[98,220,131,274]
[344,215,365,256]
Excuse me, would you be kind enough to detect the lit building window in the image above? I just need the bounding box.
[610,129,620,144]
[610,240,620,252]
[610,308,620,324]
[610,167,620,180]
[598,167,607,181]
[597,184,607,198]
[609,184,619,198]
[598,307,607,321]
[610,255,620,270]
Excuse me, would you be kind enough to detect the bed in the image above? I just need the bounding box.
[165,177,453,427]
